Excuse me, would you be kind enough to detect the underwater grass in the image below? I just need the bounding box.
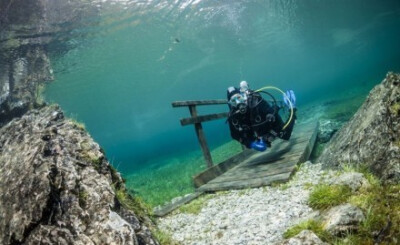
[308,184,352,210]
[124,140,242,207]
[283,219,333,241]
[389,101,400,116]
[352,183,400,244]
[332,181,400,244]
[151,228,181,245]
[178,194,212,215]
[70,119,86,131]
[114,187,153,219]
[298,166,400,244]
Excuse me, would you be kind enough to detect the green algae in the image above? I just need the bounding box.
[389,102,400,116]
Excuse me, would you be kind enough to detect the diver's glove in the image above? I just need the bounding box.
[250,139,267,152]
[283,90,296,108]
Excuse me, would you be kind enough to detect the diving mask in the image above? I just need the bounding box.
[229,93,247,107]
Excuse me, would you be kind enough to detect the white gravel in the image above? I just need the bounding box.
[157,161,336,245]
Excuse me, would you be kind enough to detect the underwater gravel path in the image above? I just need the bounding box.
[157,161,336,245]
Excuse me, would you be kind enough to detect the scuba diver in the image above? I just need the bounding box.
[227,81,297,151]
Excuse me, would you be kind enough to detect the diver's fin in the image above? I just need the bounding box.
[250,139,267,152]
[283,90,296,108]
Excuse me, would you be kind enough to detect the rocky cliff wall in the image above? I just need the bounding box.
[0,105,158,244]
[319,72,400,183]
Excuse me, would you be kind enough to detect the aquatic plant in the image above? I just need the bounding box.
[151,228,180,245]
[114,187,153,221]
[283,219,332,241]
[350,183,400,244]
[237,188,250,196]
[70,119,86,131]
[308,184,352,210]
[332,234,371,245]
[271,181,291,190]
[389,102,400,116]
[287,165,400,244]
[303,182,314,190]
[78,189,89,207]
[178,195,212,215]
[125,140,242,207]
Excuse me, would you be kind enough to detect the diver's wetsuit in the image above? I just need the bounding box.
[227,89,296,148]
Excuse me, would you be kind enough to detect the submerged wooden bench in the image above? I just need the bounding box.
[195,121,318,192]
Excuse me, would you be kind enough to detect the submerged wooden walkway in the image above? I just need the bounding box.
[154,120,318,216]
[195,121,319,192]
[154,100,319,216]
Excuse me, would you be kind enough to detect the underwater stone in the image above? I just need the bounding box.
[327,172,369,192]
[319,72,400,183]
[322,203,365,236]
[278,230,328,245]
[0,105,158,245]
[317,119,342,143]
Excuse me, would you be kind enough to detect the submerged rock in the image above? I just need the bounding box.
[319,72,400,183]
[317,119,342,143]
[322,204,365,236]
[278,230,328,245]
[328,172,369,192]
[0,105,158,245]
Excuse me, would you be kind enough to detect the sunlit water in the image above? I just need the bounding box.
[36,0,400,204]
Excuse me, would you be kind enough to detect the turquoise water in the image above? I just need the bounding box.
[43,0,400,203]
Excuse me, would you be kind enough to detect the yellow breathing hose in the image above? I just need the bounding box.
[254,86,294,130]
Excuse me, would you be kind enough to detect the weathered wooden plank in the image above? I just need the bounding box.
[209,165,296,184]
[197,172,292,192]
[242,146,305,167]
[221,154,300,175]
[193,149,254,187]
[172,100,227,107]
[180,112,229,126]
[153,192,204,217]
[189,105,213,168]
[298,121,319,163]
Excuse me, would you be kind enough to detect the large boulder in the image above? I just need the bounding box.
[0,105,158,245]
[319,72,400,183]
